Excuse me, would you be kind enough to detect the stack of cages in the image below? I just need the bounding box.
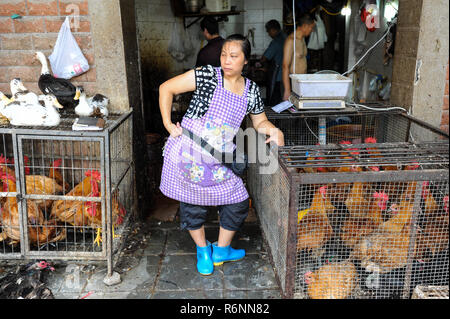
[0,111,134,277]
[246,106,449,299]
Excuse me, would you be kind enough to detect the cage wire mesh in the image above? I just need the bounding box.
[246,108,449,299]
[0,112,134,275]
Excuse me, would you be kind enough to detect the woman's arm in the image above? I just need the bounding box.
[282,36,293,101]
[250,112,285,146]
[159,69,196,137]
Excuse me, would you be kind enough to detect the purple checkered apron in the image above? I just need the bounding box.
[160,67,250,206]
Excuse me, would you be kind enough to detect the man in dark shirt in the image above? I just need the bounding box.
[261,20,286,105]
[196,17,224,67]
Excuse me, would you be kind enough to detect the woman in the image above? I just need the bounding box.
[159,34,284,276]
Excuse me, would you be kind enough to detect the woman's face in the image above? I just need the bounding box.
[220,41,248,77]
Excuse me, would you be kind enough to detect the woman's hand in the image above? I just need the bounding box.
[167,122,183,137]
[265,128,285,146]
[282,90,291,101]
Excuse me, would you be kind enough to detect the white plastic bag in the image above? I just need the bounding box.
[307,12,328,50]
[48,16,89,79]
[168,20,194,62]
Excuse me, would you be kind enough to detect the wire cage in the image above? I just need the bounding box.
[245,107,449,299]
[0,111,134,279]
[261,106,448,146]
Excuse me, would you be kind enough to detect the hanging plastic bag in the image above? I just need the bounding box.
[48,16,90,79]
[168,21,188,62]
[307,12,327,50]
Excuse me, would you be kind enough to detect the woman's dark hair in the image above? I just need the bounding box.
[200,16,219,35]
[222,34,251,61]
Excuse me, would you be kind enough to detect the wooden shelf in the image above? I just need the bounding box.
[177,10,245,29]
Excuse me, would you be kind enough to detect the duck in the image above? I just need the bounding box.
[0,92,13,125]
[0,91,14,109]
[10,78,39,105]
[88,94,109,118]
[1,94,63,127]
[35,51,79,109]
[74,87,94,117]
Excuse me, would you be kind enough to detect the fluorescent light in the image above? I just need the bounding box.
[341,6,351,16]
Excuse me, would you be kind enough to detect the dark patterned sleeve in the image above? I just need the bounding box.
[246,80,265,115]
[185,65,218,119]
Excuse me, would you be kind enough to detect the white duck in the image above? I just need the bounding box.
[74,87,94,117]
[0,91,14,111]
[87,94,109,117]
[10,78,40,105]
[1,94,63,127]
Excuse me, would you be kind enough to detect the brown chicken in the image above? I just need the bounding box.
[84,187,127,246]
[48,158,70,193]
[340,217,379,249]
[366,191,389,227]
[1,155,61,210]
[421,182,438,216]
[0,172,66,245]
[379,199,414,234]
[297,186,334,258]
[416,195,449,261]
[304,260,358,299]
[352,223,416,273]
[50,170,101,226]
[25,175,63,210]
[345,182,373,219]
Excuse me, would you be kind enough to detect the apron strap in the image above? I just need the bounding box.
[182,127,224,163]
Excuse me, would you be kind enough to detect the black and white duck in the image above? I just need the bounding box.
[35,51,79,109]
[88,94,109,117]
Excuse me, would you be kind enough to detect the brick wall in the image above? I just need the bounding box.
[0,0,96,96]
[441,61,449,133]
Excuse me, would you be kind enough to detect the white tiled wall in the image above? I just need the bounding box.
[244,0,283,56]
[136,0,283,76]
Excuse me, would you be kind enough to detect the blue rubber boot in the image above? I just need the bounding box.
[196,241,214,275]
[212,243,245,266]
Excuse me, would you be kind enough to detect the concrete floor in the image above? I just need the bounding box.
[3,214,282,299]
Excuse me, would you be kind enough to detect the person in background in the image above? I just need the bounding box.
[282,14,315,101]
[260,19,286,106]
[196,17,224,67]
[159,34,284,276]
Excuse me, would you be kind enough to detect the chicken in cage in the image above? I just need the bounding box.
[250,136,448,299]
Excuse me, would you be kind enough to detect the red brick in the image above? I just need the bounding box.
[0,34,33,49]
[0,1,27,17]
[59,0,89,16]
[444,95,449,111]
[83,52,94,65]
[27,0,58,16]
[0,17,13,33]
[74,34,92,50]
[13,17,45,33]
[0,66,41,83]
[45,16,90,32]
[441,110,449,125]
[71,67,96,82]
[0,83,10,95]
[445,80,449,96]
[32,34,58,50]
[440,124,449,134]
[0,51,40,66]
